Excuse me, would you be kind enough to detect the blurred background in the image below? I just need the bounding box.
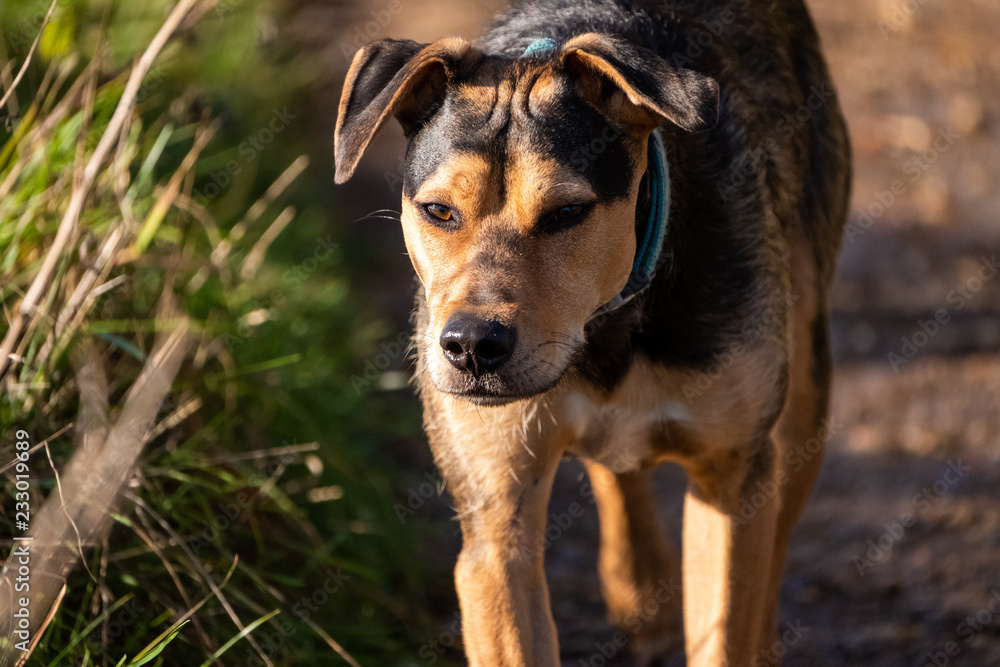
[0,0,997,665]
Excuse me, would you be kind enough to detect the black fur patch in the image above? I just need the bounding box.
[403,62,637,205]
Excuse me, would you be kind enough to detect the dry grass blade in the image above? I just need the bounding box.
[203,441,319,464]
[0,312,191,664]
[196,608,280,667]
[145,395,202,442]
[239,206,295,281]
[130,557,239,664]
[0,0,58,111]
[303,617,365,667]
[0,0,204,380]
[42,438,96,584]
[240,154,309,229]
[0,424,72,475]
[131,118,220,255]
[21,57,97,146]
[235,563,363,667]
[35,226,127,373]
[0,160,24,202]
[12,584,65,667]
[129,502,215,653]
[211,154,309,270]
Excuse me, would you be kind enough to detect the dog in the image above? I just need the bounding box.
[334,0,850,663]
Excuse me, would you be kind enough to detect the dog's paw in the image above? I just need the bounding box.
[631,632,684,667]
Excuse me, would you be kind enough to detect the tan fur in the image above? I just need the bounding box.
[334,10,847,663]
[562,34,664,130]
[404,74,822,666]
[755,229,832,650]
[421,251,819,666]
[584,461,684,662]
[402,89,647,399]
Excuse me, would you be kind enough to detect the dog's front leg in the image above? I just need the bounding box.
[454,474,560,667]
[681,440,781,667]
[427,396,565,667]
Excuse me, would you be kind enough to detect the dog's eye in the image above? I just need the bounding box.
[541,204,590,233]
[425,203,453,222]
[556,205,583,221]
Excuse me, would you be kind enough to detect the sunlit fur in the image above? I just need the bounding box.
[334,0,851,663]
[400,66,650,402]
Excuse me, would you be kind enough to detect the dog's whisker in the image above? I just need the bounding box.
[507,467,521,485]
[537,340,576,353]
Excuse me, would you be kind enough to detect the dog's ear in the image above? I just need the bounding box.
[335,37,476,183]
[559,34,719,132]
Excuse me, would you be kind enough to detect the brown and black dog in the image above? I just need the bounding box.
[334,0,850,664]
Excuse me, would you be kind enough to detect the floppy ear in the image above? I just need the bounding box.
[559,33,719,132]
[334,37,476,183]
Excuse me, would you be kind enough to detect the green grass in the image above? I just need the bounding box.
[0,1,456,665]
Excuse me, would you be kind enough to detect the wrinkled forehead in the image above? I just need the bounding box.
[403,58,641,204]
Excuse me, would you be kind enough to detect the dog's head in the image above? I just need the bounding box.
[335,35,717,405]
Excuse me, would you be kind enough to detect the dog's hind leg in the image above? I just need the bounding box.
[584,461,683,665]
[756,298,835,655]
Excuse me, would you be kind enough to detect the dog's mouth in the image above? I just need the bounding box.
[431,344,581,406]
[454,392,532,407]
[441,370,568,406]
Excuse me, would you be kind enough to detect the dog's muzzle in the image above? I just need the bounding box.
[439,314,517,378]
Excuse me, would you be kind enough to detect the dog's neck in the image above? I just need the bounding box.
[590,128,671,321]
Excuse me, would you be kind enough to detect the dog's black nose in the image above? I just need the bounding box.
[440,315,516,376]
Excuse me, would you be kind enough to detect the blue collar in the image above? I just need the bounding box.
[520,37,557,57]
[590,129,670,321]
[519,39,671,322]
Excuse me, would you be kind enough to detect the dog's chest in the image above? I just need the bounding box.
[557,361,692,473]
